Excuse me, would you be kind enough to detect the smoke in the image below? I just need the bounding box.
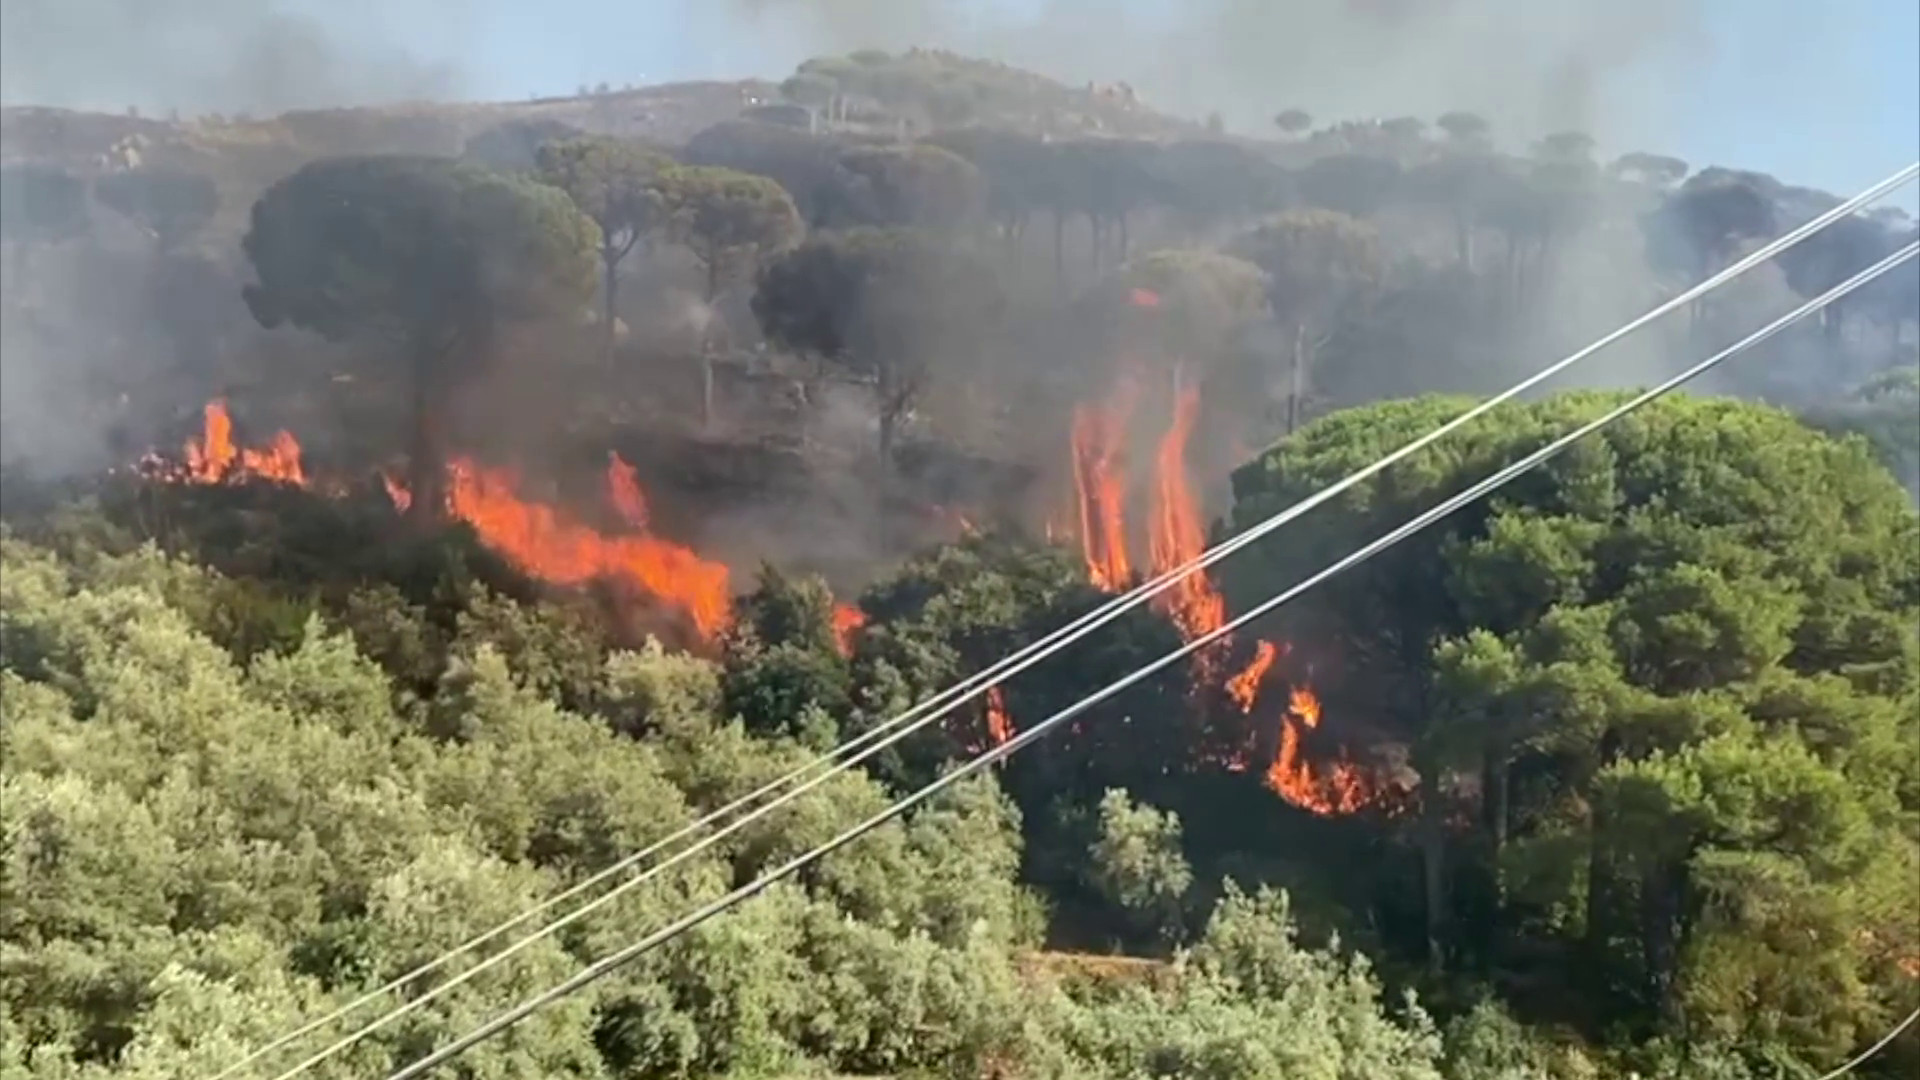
[0,0,467,116]
[705,0,1708,151]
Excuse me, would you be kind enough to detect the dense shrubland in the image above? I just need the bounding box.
[2,45,1917,1080]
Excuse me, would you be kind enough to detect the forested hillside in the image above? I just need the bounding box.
[1,46,1916,1079]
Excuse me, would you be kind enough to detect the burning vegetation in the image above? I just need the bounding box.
[137,376,1398,817]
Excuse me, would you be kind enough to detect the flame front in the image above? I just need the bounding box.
[1069,378,1138,592]
[606,451,649,529]
[832,603,866,657]
[442,459,732,639]
[1264,685,1374,816]
[176,399,306,486]
[152,399,731,640]
[1226,640,1279,714]
[1147,380,1227,654]
[985,686,1015,748]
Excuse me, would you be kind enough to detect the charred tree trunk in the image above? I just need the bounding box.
[1485,755,1511,854]
[701,254,723,429]
[601,248,620,363]
[1285,322,1308,435]
[1420,807,1449,975]
[1640,859,1685,1017]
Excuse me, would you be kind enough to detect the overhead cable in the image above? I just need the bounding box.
[242,159,1918,1080]
[379,235,1919,1080]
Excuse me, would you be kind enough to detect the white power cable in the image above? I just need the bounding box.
[239,160,1918,1080]
[1815,1003,1920,1079]
[378,235,1920,1080]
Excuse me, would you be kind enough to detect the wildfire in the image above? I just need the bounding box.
[832,603,866,657]
[438,459,732,638]
[1069,377,1139,592]
[163,399,307,486]
[1265,686,1373,816]
[1147,380,1227,656]
[1058,370,1385,817]
[606,451,649,529]
[1226,640,1279,713]
[985,686,1015,748]
[151,399,733,640]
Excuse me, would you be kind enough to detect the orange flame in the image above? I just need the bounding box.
[985,686,1015,748]
[1263,685,1374,816]
[832,603,866,656]
[440,459,732,638]
[381,470,413,513]
[1148,380,1227,652]
[1069,378,1138,592]
[1226,640,1279,713]
[606,452,649,529]
[179,399,306,486]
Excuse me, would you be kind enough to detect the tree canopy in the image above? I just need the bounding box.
[240,155,598,513]
[1225,392,1920,1073]
[752,227,1002,458]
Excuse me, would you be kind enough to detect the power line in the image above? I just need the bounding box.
[1815,1004,1920,1080]
[234,160,1919,1080]
[380,237,1917,1080]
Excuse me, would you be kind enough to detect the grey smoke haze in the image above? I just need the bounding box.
[0,0,467,114]
[713,0,1709,151]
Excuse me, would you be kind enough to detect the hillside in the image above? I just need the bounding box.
[1,45,1917,1080]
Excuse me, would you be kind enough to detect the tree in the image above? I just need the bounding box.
[682,120,858,229]
[240,156,598,519]
[1435,111,1491,146]
[653,165,804,425]
[1610,151,1690,188]
[1147,140,1292,237]
[1534,130,1596,164]
[1644,173,1778,336]
[1056,139,1163,269]
[1230,210,1383,433]
[1097,249,1269,379]
[1408,152,1507,271]
[1274,109,1313,137]
[1226,392,1920,1062]
[836,143,986,231]
[1777,212,1898,344]
[722,566,853,743]
[93,169,220,254]
[1086,789,1194,947]
[1297,153,1402,219]
[920,127,1055,243]
[462,118,584,172]
[753,228,1000,460]
[535,135,676,359]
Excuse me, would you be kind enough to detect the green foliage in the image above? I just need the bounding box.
[721,566,852,741]
[1086,789,1194,948]
[1228,391,1920,1072]
[652,164,804,301]
[534,136,674,259]
[1098,248,1270,365]
[241,155,598,348]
